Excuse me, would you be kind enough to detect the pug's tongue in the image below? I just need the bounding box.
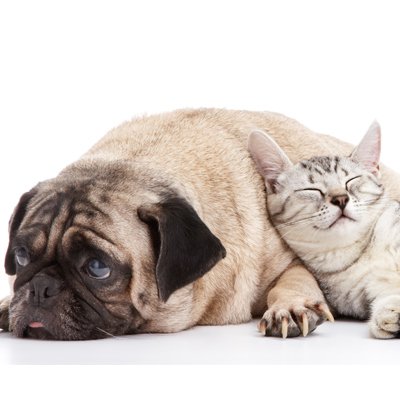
[29,322,44,328]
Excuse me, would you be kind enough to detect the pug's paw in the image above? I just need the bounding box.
[258,300,334,338]
[0,296,11,331]
[370,295,400,339]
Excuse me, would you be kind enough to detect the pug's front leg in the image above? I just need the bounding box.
[259,263,334,338]
[0,296,11,331]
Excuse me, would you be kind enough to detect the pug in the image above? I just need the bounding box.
[3,108,386,341]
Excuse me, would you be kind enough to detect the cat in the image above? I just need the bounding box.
[248,122,400,339]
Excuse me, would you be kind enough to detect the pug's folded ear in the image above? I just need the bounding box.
[5,188,37,275]
[138,197,226,302]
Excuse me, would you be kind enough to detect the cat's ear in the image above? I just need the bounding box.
[248,129,292,193]
[350,121,381,175]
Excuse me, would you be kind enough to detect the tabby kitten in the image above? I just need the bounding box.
[248,122,400,339]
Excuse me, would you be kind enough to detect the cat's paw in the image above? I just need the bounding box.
[258,301,334,338]
[0,296,11,332]
[369,295,400,339]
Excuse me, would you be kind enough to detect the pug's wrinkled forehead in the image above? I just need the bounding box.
[7,181,118,272]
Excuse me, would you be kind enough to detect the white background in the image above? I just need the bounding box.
[1,0,400,370]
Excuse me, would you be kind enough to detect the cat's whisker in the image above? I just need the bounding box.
[96,327,119,339]
[273,213,321,229]
[276,221,318,240]
[355,195,393,205]
[354,202,383,208]
[278,218,321,241]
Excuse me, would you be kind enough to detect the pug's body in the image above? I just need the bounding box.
[2,109,389,340]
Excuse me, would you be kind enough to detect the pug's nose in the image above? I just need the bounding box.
[331,194,349,210]
[29,275,62,307]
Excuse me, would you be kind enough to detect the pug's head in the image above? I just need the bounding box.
[2,162,226,340]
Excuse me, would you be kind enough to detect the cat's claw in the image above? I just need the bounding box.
[258,318,267,335]
[317,303,335,323]
[258,301,334,338]
[281,317,288,338]
[301,313,309,336]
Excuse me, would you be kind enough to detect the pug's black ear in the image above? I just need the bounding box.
[5,188,37,275]
[138,197,226,302]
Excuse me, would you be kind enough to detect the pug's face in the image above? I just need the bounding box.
[4,165,226,340]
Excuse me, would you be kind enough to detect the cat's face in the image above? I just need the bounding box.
[267,155,384,246]
[248,121,385,251]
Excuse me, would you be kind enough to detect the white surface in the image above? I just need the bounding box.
[1,1,400,364]
[1,319,399,365]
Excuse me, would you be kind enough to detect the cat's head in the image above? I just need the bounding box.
[248,122,385,251]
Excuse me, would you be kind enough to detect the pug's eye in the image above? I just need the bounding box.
[15,247,30,267]
[86,259,111,279]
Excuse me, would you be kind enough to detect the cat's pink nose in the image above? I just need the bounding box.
[331,194,349,210]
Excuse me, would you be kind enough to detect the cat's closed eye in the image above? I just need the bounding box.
[295,188,325,196]
[345,175,362,191]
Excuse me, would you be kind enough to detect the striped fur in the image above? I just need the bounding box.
[249,123,400,339]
